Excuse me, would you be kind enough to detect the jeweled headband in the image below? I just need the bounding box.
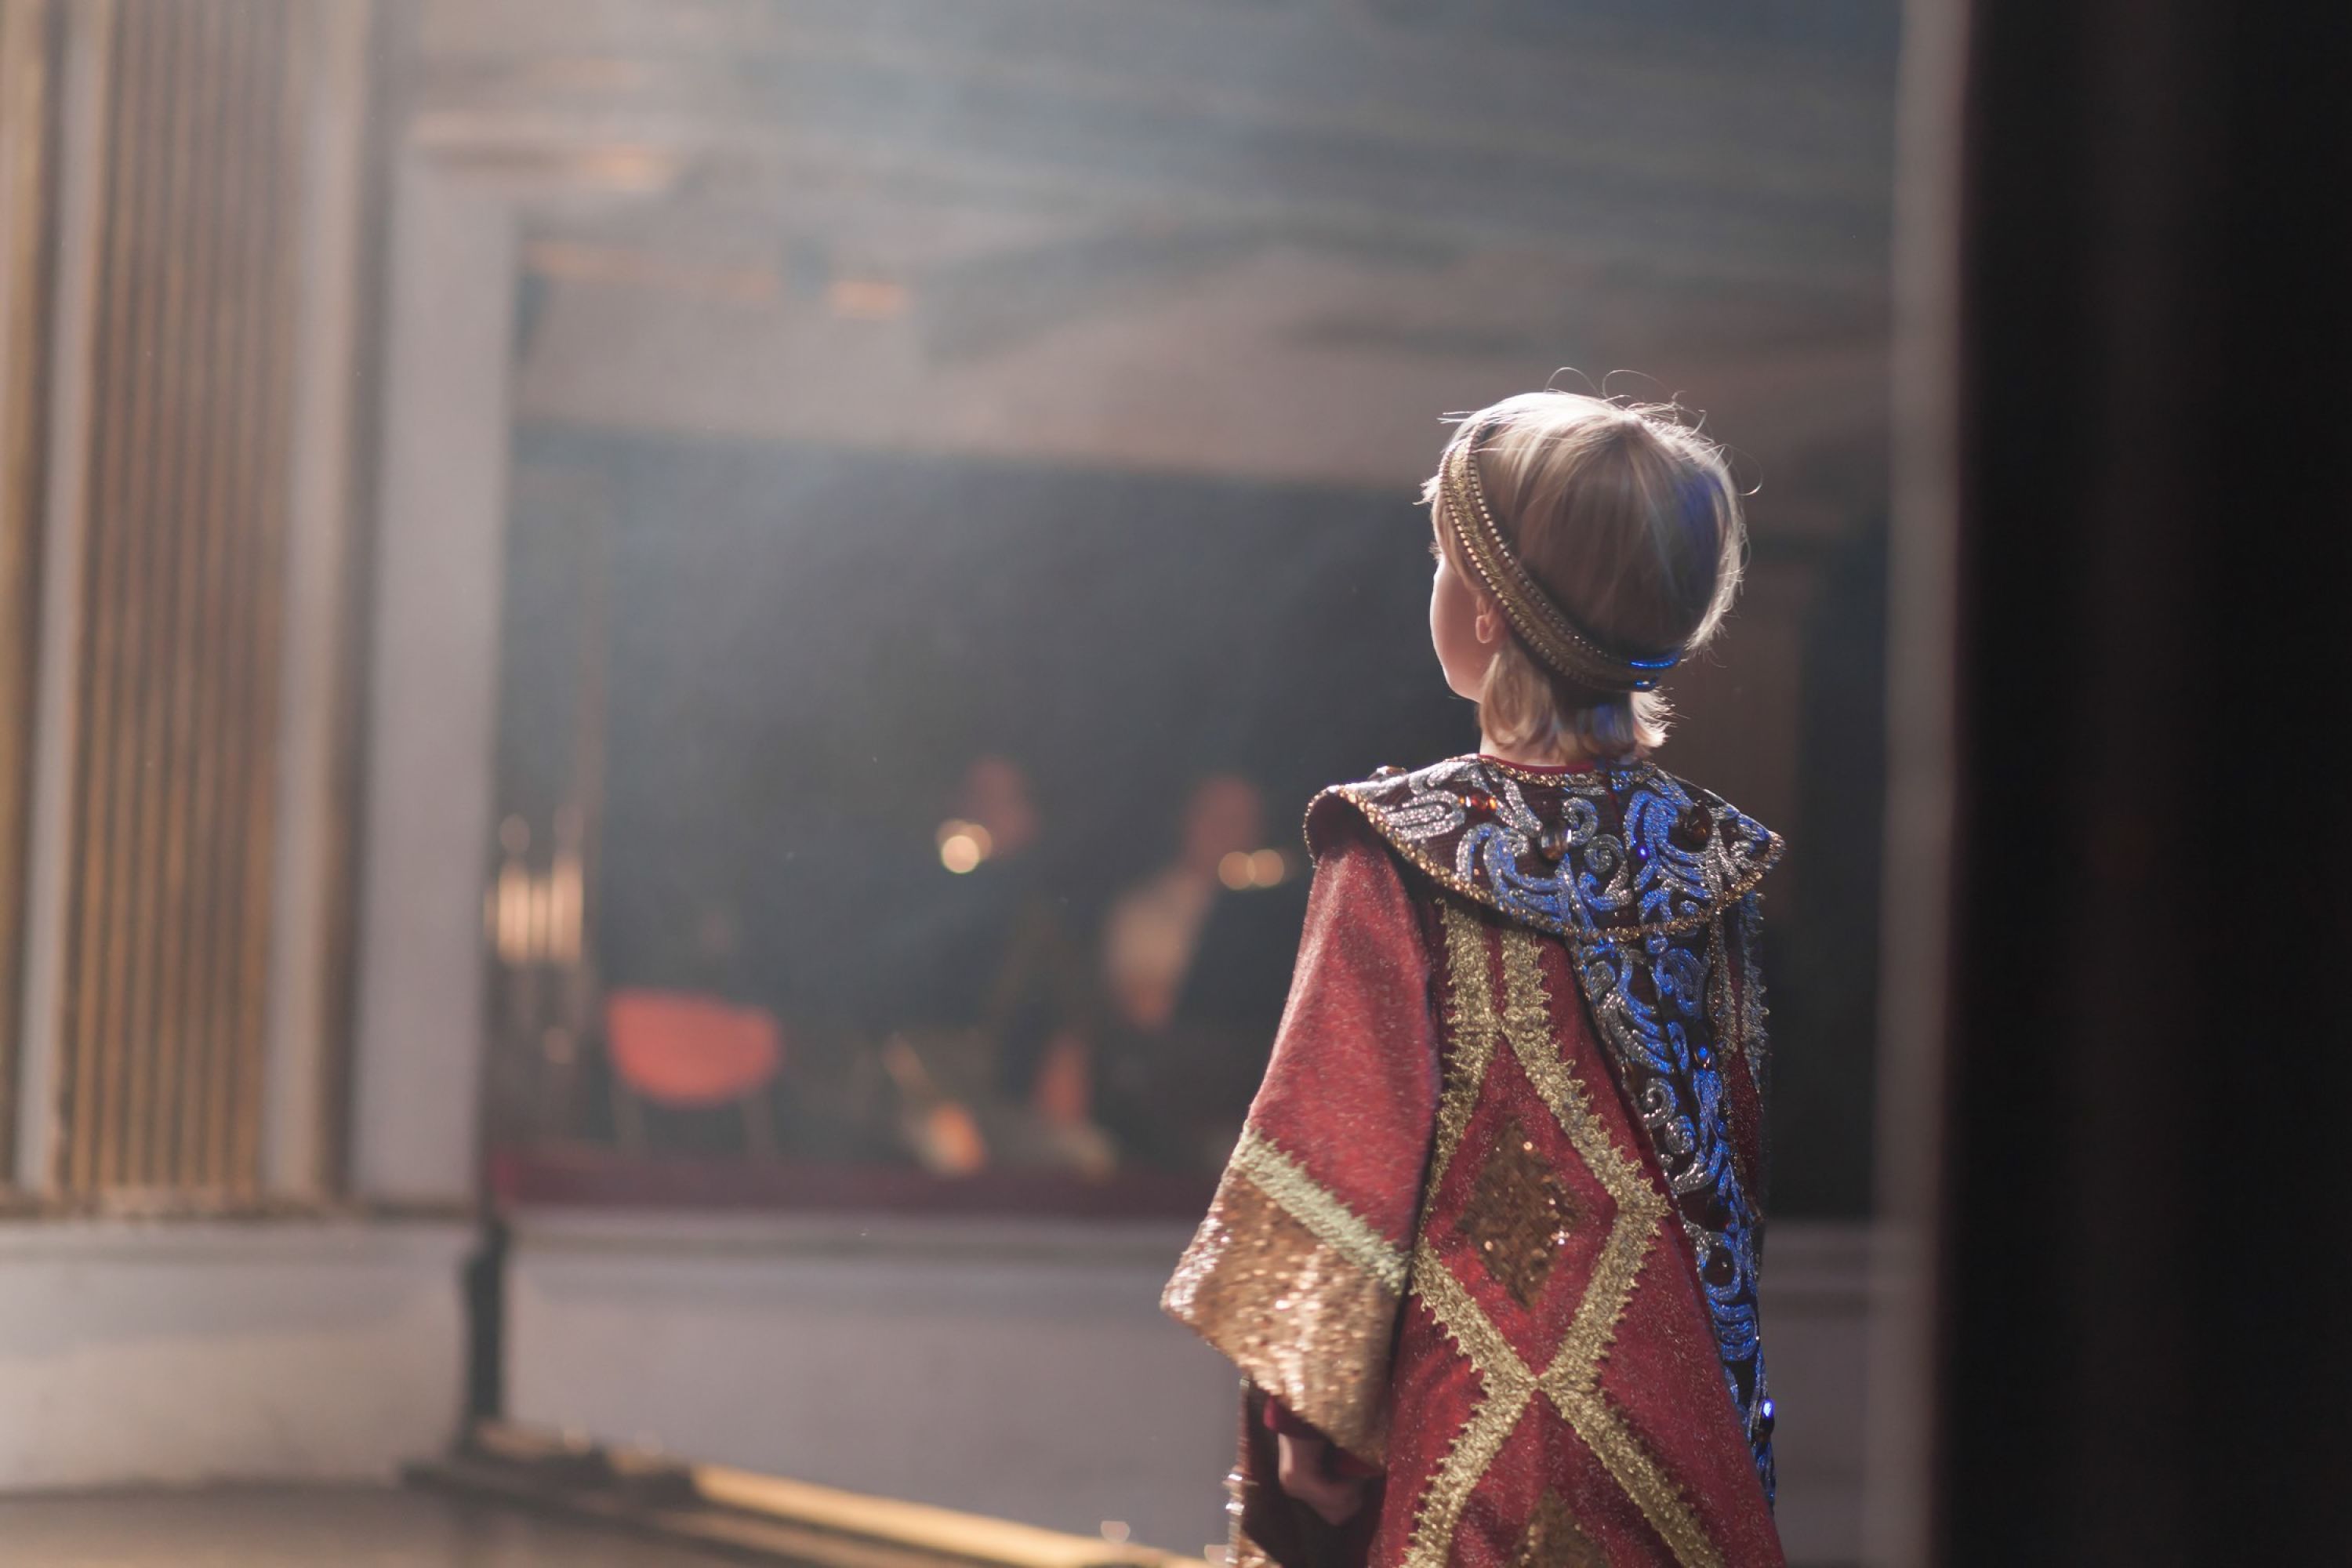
[1438,426,1682,695]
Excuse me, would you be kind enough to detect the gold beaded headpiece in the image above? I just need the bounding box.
[1438,426,1682,695]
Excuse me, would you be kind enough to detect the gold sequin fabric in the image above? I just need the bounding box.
[1457,1117,1580,1309]
[1518,1490,1610,1568]
[1163,1134,1406,1464]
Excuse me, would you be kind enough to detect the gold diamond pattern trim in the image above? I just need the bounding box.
[1229,1126,1409,1296]
[1501,922,1722,1568]
[1399,908,1723,1568]
[1405,1232,1539,1560]
[1428,902,1503,1196]
[1403,909,1534,1563]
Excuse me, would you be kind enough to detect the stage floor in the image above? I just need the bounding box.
[0,1484,739,1566]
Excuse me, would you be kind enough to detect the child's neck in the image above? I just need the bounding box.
[1478,732,1591,769]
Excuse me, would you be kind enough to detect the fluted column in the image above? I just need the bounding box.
[5,0,375,1202]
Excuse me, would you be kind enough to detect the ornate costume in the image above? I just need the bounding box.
[1164,753,1784,1568]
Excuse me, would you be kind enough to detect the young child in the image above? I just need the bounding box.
[1164,392,1784,1567]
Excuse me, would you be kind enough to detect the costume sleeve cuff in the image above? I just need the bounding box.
[1163,1129,1406,1465]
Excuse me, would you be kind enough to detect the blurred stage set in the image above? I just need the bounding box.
[31,0,2317,1562]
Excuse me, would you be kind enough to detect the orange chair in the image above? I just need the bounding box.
[604,989,784,1157]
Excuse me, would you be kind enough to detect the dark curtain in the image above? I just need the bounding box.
[1936,1,2352,1560]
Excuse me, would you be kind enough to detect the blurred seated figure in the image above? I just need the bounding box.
[866,755,1112,1176]
[1100,773,1307,1171]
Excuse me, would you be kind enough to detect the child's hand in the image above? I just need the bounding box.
[1275,1431,1370,1526]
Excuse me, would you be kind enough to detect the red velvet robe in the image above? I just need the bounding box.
[1164,757,1783,1568]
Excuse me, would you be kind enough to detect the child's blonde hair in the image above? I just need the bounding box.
[1423,390,1745,758]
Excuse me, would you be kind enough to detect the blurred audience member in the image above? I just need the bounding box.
[1103,773,1266,1030]
[1101,773,1304,1171]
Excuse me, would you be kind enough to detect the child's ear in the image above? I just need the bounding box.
[1473,597,1503,646]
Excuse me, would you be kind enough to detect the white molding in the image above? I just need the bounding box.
[510,1207,1203,1266]
[263,0,376,1200]
[0,1217,473,1491]
[0,1213,472,1265]
[347,152,517,1204]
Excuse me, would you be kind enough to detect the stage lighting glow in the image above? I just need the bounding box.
[937,818,993,873]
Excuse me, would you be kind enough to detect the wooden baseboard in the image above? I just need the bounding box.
[408,1420,1214,1568]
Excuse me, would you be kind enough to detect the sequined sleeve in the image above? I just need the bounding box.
[1162,827,1439,1465]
